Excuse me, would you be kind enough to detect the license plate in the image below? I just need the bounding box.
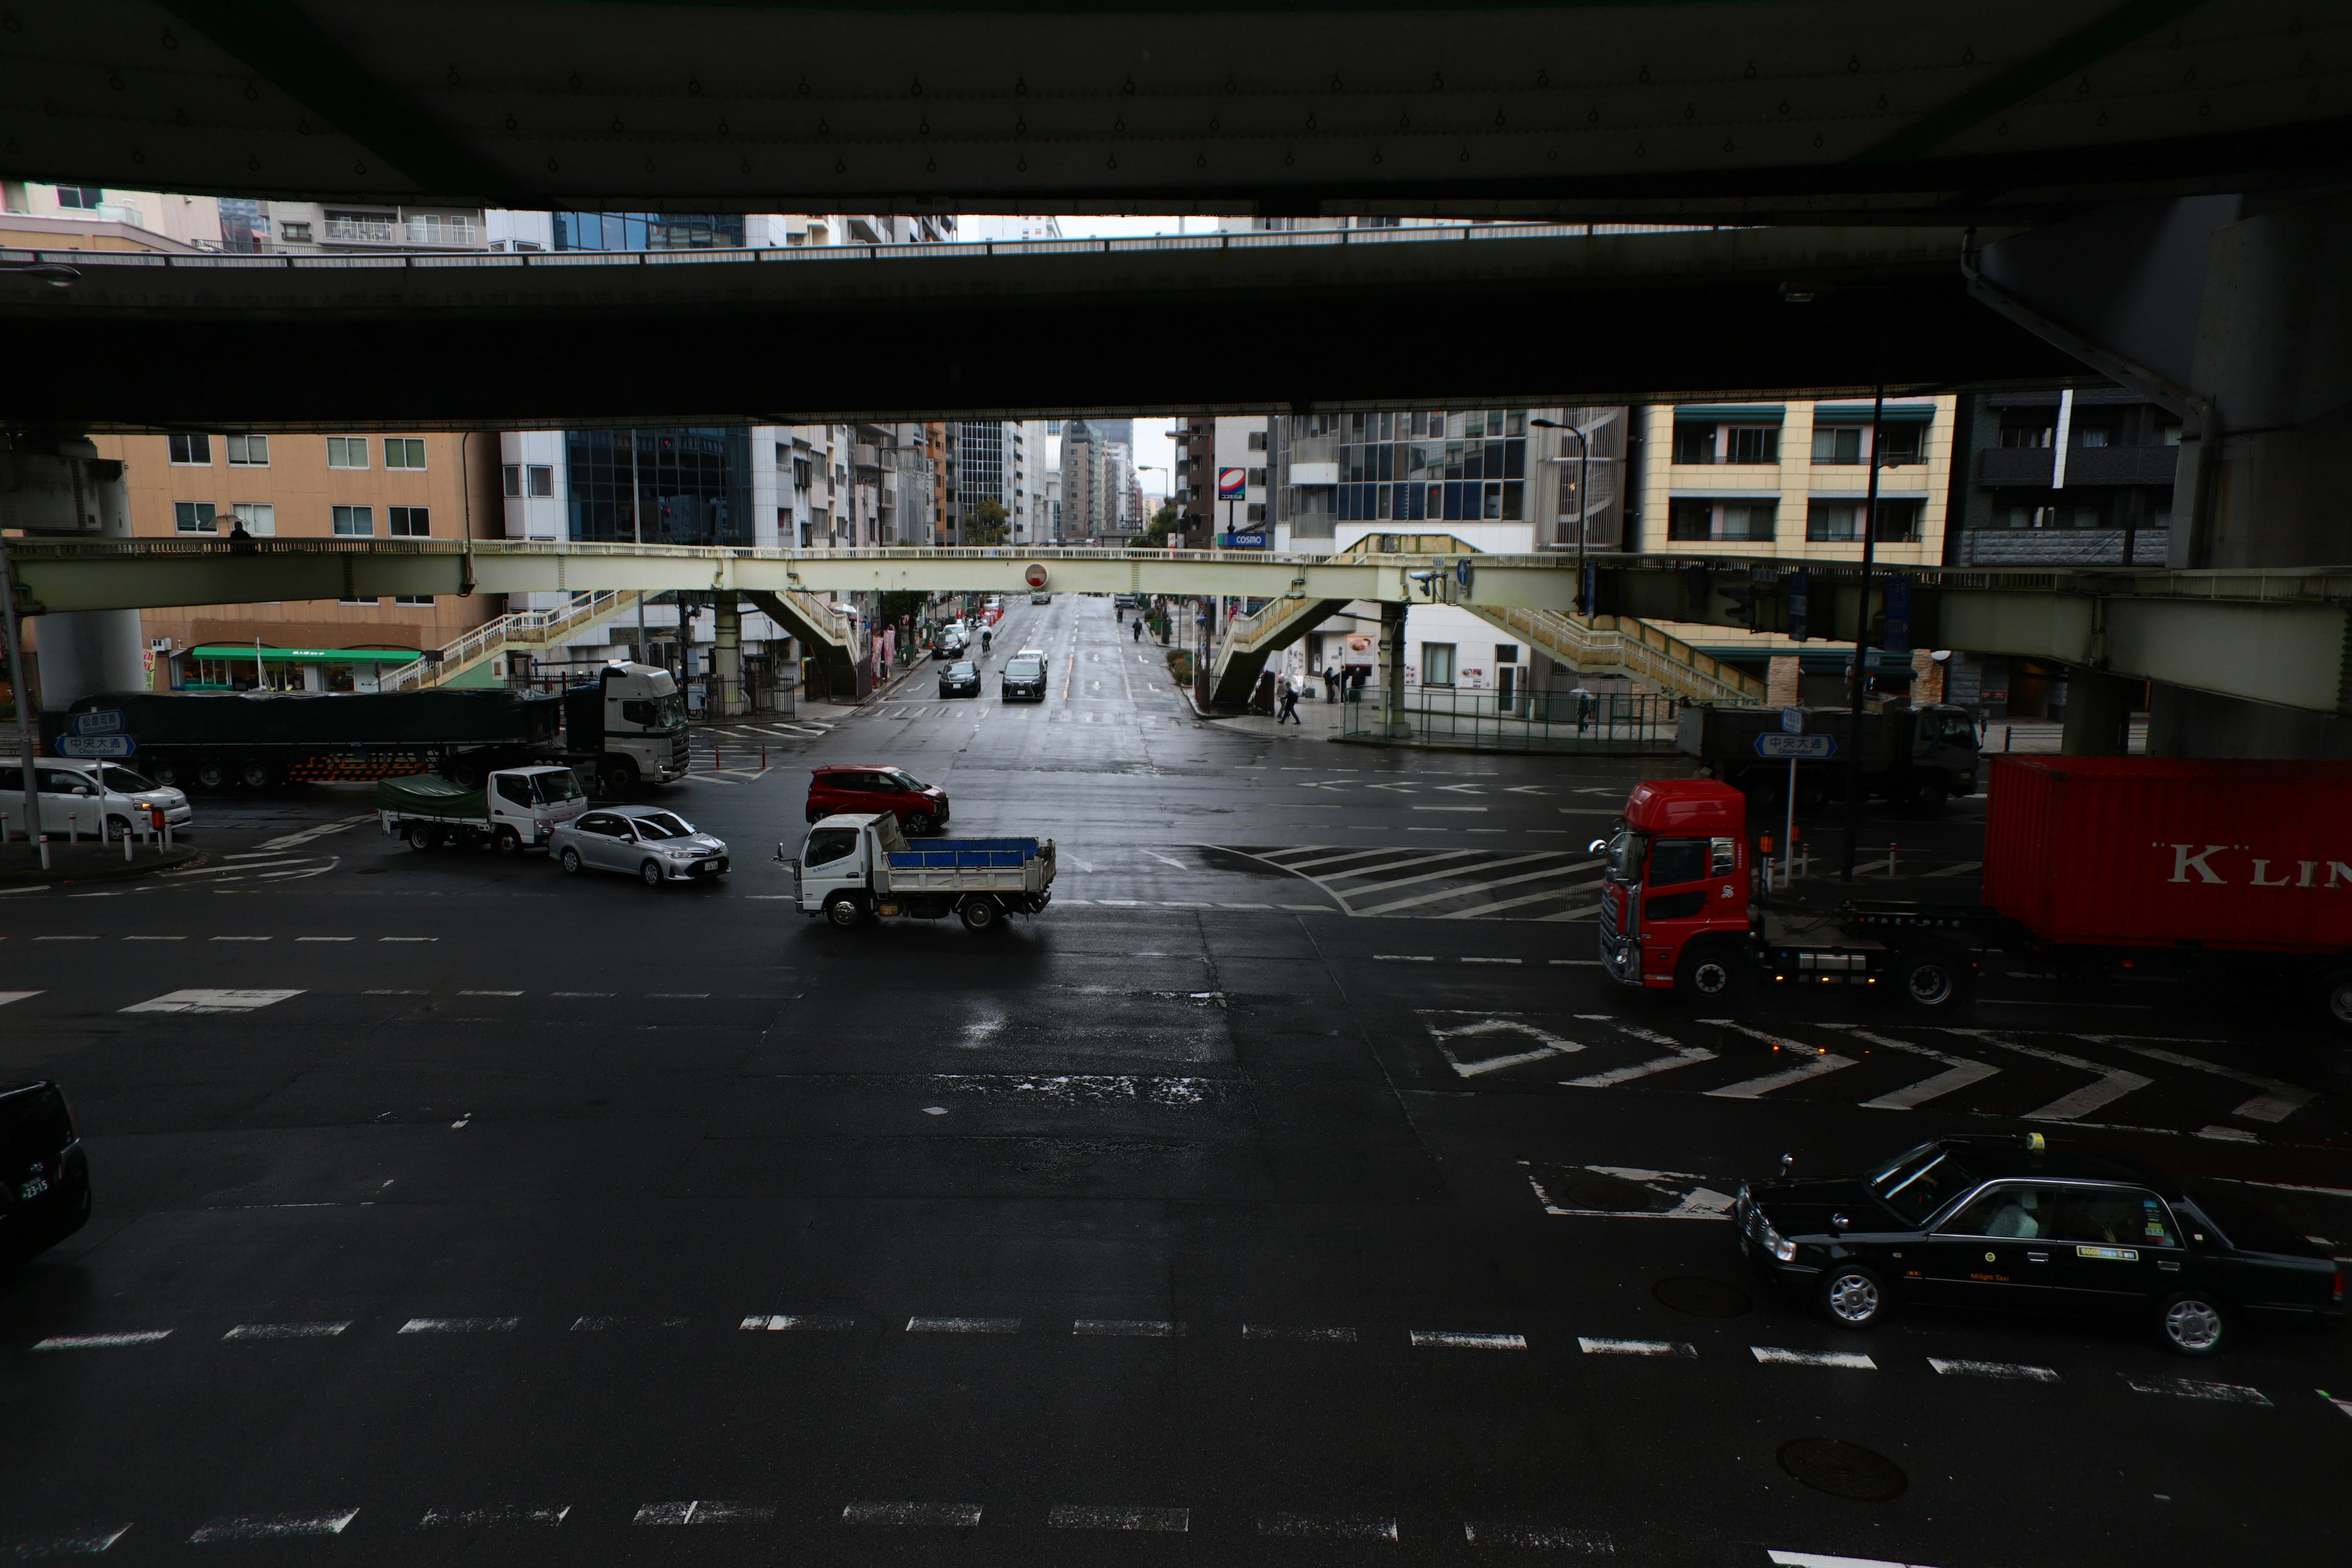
[18,1177,50,1200]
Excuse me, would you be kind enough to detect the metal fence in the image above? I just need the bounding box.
[1339,688,1691,753]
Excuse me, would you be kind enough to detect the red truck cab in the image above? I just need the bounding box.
[1596,778,1753,993]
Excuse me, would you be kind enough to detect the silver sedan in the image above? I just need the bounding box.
[548,805,731,887]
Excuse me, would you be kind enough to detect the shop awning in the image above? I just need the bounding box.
[187,646,421,663]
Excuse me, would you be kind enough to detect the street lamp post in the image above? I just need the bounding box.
[1531,417,1593,616]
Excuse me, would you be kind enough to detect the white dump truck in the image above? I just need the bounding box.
[783,812,1055,932]
[377,766,588,853]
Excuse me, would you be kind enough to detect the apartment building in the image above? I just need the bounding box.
[2,180,225,254]
[84,429,502,693]
[1174,414,1271,548]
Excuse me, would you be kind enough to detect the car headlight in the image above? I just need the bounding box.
[1761,1221,1797,1264]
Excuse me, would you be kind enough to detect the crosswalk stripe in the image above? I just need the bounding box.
[1834,1027,2002,1110]
[1703,1025,1860,1099]
[1561,1023,1717,1088]
[1438,884,1589,919]
[1334,850,1537,897]
[1355,860,1600,917]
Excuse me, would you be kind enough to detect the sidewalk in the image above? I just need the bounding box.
[2,840,204,885]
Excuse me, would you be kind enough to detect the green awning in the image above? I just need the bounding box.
[1813,402,1939,424]
[1674,404,1784,423]
[188,646,421,663]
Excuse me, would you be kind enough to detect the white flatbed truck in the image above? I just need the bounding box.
[784,812,1055,931]
[377,766,588,854]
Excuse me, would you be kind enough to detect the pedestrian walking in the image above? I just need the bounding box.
[1131,618,1142,643]
[228,519,257,556]
[1277,678,1302,725]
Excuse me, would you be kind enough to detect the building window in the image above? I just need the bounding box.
[225,433,268,466]
[394,595,436,606]
[1422,643,1456,687]
[339,597,381,606]
[2158,423,2183,446]
[2074,425,2109,448]
[1811,425,1863,464]
[279,220,312,243]
[1247,467,1268,487]
[503,464,522,496]
[1808,500,1923,543]
[388,506,430,537]
[326,436,369,469]
[1669,499,1776,541]
[1725,426,1779,464]
[529,464,552,497]
[1247,431,1267,451]
[2000,423,2053,448]
[792,457,813,489]
[1246,502,1266,523]
[1992,500,2105,530]
[232,502,275,536]
[55,185,105,210]
[1672,423,1715,464]
[384,437,427,470]
[1879,424,1924,464]
[173,501,217,533]
[332,505,375,537]
[168,433,212,466]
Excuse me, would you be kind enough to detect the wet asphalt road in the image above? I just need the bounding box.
[2,592,2348,1567]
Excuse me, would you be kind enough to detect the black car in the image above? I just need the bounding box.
[1,1082,89,1259]
[1000,655,1047,703]
[938,660,981,698]
[1735,1133,2344,1356]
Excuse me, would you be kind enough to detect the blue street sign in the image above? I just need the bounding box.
[69,709,125,736]
[1220,532,1268,549]
[1456,557,1474,589]
[1754,733,1836,760]
[1779,707,1803,734]
[58,734,135,758]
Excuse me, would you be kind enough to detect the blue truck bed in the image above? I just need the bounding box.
[886,837,1046,871]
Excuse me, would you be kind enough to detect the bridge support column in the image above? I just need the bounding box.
[1379,600,1408,739]
[712,594,744,717]
[2060,668,2134,756]
[0,437,144,709]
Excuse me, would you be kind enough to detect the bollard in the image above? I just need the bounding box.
[1888,842,1898,878]
[761,744,767,771]
[715,745,722,774]
[37,834,50,871]
[123,823,133,862]
[67,812,78,845]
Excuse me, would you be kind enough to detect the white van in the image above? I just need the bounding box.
[0,759,194,837]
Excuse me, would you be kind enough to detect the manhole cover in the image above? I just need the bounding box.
[1777,1439,1907,1502]
[1564,1180,1658,1212]
[1652,1276,1752,1317]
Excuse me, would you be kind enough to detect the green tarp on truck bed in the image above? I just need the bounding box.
[376,774,485,819]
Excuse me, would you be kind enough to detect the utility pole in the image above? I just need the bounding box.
[1840,383,1886,882]
[0,524,41,859]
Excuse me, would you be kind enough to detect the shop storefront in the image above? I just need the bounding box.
[178,646,423,694]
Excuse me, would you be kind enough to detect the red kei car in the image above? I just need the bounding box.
[805,766,951,835]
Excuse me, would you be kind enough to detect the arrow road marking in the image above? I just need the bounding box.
[1951,1031,2153,1121]
[1828,1026,2001,1110]
[1423,1014,1585,1078]
[1560,1022,1717,1088]
[1705,1025,1858,1099]
[2085,1036,2315,1125]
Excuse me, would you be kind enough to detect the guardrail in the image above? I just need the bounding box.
[1474,603,1765,705]
[376,589,638,692]
[1340,690,1690,755]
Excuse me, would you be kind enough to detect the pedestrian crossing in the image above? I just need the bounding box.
[1416,1009,2335,1143]
[1216,845,1605,922]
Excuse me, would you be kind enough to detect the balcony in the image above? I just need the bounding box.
[1957,527,2170,566]
[321,214,483,248]
[1980,444,2179,488]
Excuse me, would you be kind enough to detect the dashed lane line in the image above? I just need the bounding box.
[190,1511,360,1542]
[1929,1358,2059,1382]
[1751,1346,1877,1370]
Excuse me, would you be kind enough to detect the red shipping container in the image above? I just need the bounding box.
[1983,756,2352,954]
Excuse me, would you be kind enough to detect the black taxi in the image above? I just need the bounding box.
[2,1080,91,1259]
[1735,1133,2344,1356]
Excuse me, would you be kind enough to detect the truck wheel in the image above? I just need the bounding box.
[903,810,936,837]
[239,758,273,791]
[824,892,862,929]
[1675,938,1745,1003]
[559,846,584,875]
[492,826,521,856]
[446,758,482,789]
[959,897,1000,932]
[2156,1291,2230,1357]
[604,759,639,796]
[639,859,665,888]
[2319,968,2352,1030]
[195,758,228,792]
[405,823,439,852]
[1894,949,1970,1010]
[1909,780,1948,814]
[149,761,181,788]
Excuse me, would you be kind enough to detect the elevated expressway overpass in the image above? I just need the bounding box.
[10,537,2348,722]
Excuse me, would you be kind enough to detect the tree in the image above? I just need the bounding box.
[1142,501,1183,548]
[965,498,1010,547]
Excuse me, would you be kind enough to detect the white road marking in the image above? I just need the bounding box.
[224,1322,350,1340]
[905,1316,1019,1333]
[1462,956,1521,965]
[2085,1036,2316,1125]
[0,991,39,1006]
[1768,1554,1923,1568]
[1259,1513,1397,1542]
[551,991,614,997]
[1752,1346,1877,1369]
[635,1501,776,1525]
[380,936,437,943]
[420,1506,569,1528]
[209,935,270,941]
[1953,1031,2154,1121]
[1409,1330,1526,1350]
[1550,959,1602,966]
[1929,1357,2058,1382]
[1412,805,1488,812]
[741,1314,855,1331]
[164,858,315,876]
[1339,850,1537,897]
[254,814,376,851]
[398,1317,520,1335]
[1376,954,1436,962]
[1359,860,1598,915]
[1560,1022,1717,1088]
[122,935,183,941]
[1049,1505,1188,1532]
[1426,1015,1585,1079]
[1242,1324,1357,1342]
[1283,904,1338,912]
[459,989,523,997]
[2122,1374,2271,1406]
[33,934,97,941]
[1219,902,1273,910]
[1578,1337,1696,1357]
[122,987,306,1014]
[1463,1522,1614,1550]
[1074,1319,1183,1336]
[0,1526,130,1555]
[1830,1027,2001,1110]
[1704,1026,1859,1099]
[32,1330,173,1351]
[1523,1162,1735,1221]
[189,1512,359,1542]
[295,936,353,943]
[842,1502,982,1528]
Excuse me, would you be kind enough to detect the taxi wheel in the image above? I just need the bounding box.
[2157,1291,2230,1357]
[1819,1264,1887,1329]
